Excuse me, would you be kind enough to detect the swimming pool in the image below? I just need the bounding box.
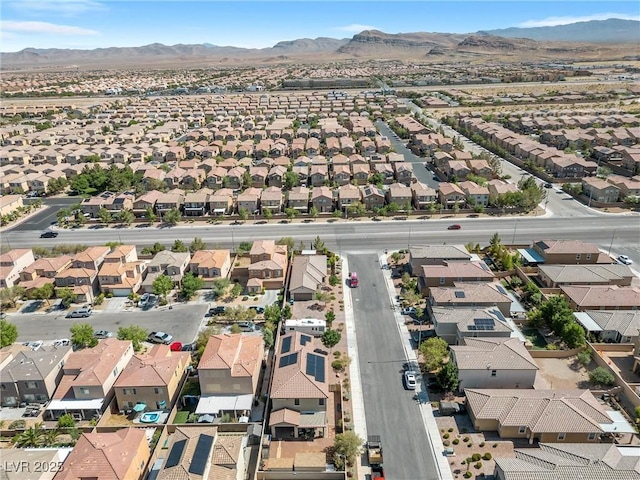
[140,412,161,423]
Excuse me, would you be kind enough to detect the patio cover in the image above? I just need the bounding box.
[601,410,637,434]
[195,394,253,415]
[47,398,104,411]
[573,312,603,332]
[517,248,545,264]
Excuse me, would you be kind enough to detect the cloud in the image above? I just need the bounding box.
[7,0,106,16]
[1,20,99,35]
[519,13,640,28]
[334,23,379,33]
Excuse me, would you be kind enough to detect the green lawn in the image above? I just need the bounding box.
[173,411,189,424]
[522,328,547,350]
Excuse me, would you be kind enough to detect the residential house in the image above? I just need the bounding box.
[560,285,640,311]
[54,428,150,480]
[72,246,110,270]
[419,261,495,290]
[114,344,190,412]
[538,264,634,288]
[311,186,334,213]
[97,248,146,297]
[289,254,327,301]
[18,255,73,294]
[132,190,162,218]
[204,166,228,190]
[373,163,395,185]
[268,165,288,188]
[387,182,412,209]
[249,166,268,188]
[226,166,247,189]
[431,306,514,344]
[237,187,261,214]
[80,191,116,218]
[408,245,472,274]
[574,310,640,343]
[427,282,513,318]
[411,182,437,210]
[287,186,310,213]
[337,184,362,211]
[0,345,72,406]
[189,250,231,286]
[451,337,538,391]
[438,182,466,209]
[532,239,602,265]
[351,163,370,185]
[54,267,99,303]
[309,165,328,187]
[184,189,211,217]
[0,195,23,217]
[46,339,134,421]
[582,177,620,203]
[332,164,352,186]
[0,248,35,288]
[361,185,385,210]
[105,192,135,216]
[269,332,329,439]
[261,186,284,214]
[197,334,264,418]
[140,250,191,293]
[394,162,413,185]
[459,181,490,207]
[156,190,185,215]
[209,188,234,215]
[247,240,288,292]
[466,388,628,443]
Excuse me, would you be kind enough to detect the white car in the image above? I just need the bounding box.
[617,255,633,265]
[53,338,70,347]
[404,370,418,390]
[401,307,417,316]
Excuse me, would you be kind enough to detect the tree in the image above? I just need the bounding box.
[12,423,46,448]
[0,286,25,308]
[141,242,165,255]
[117,325,149,352]
[163,208,181,225]
[189,237,206,253]
[284,171,300,190]
[309,205,319,221]
[322,329,341,350]
[333,431,364,467]
[437,361,459,392]
[145,206,157,222]
[264,304,282,324]
[0,320,18,347]
[325,309,336,327]
[263,208,273,221]
[196,325,222,353]
[57,287,75,308]
[391,251,403,264]
[238,208,249,222]
[152,274,173,301]
[262,327,274,349]
[237,241,253,254]
[171,239,188,252]
[30,283,55,305]
[588,367,615,387]
[230,283,243,298]
[489,232,501,256]
[419,337,449,372]
[315,291,331,307]
[118,209,135,225]
[563,322,586,349]
[57,414,75,428]
[181,272,204,300]
[73,211,87,226]
[285,207,297,222]
[312,235,326,251]
[70,323,98,349]
[211,278,231,298]
[281,304,292,320]
[276,237,295,250]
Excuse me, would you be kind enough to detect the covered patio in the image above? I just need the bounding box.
[46,398,104,421]
[269,408,327,440]
[195,394,253,420]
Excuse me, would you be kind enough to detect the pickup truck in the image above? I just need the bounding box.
[148,331,173,345]
[367,435,385,479]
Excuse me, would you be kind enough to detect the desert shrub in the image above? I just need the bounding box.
[483,453,492,460]
[589,367,615,386]
[8,420,25,430]
[443,433,450,439]
[577,350,591,366]
[479,442,485,447]
[464,472,472,478]
[452,438,460,445]
[463,436,470,442]
[448,427,454,432]
[474,462,482,469]
[493,443,498,448]
[472,453,481,462]
[443,440,450,446]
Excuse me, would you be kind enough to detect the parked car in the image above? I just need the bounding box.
[544,182,553,189]
[447,224,461,230]
[248,306,265,314]
[404,370,418,390]
[66,306,92,318]
[237,321,256,332]
[40,231,58,238]
[401,307,417,315]
[139,293,158,308]
[94,330,113,339]
[617,255,633,265]
[148,331,173,344]
[22,341,43,351]
[53,338,70,347]
[208,305,226,316]
[181,342,197,352]
[170,341,183,352]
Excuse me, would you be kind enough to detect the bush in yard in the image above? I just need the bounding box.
[483,453,492,460]
[448,427,454,432]
[474,462,482,469]
[9,420,26,430]
[464,472,472,478]
[463,436,470,442]
[589,366,615,386]
[443,433,450,439]
[57,414,75,428]
[576,350,591,366]
[443,440,450,446]
[453,438,460,444]
[471,453,481,462]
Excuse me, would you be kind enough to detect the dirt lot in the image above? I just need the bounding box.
[535,356,593,389]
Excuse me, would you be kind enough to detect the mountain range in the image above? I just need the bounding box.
[2,18,638,69]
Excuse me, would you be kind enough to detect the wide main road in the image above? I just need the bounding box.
[4,215,639,263]
[350,253,439,480]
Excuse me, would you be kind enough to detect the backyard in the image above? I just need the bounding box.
[522,328,547,350]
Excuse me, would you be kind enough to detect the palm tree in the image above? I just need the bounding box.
[12,423,45,448]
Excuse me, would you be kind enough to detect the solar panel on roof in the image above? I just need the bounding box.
[189,434,214,475]
[279,352,298,368]
[306,353,326,383]
[300,334,312,346]
[454,291,465,298]
[165,439,186,468]
[281,336,292,354]
[496,285,508,295]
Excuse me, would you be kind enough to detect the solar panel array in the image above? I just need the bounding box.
[165,439,186,468]
[468,318,496,331]
[189,434,214,475]
[454,291,465,298]
[496,285,508,295]
[281,336,292,354]
[300,334,312,346]
[306,353,326,383]
[279,352,298,368]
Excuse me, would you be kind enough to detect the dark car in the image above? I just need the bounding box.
[447,224,461,230]
[544,183,553,189]
[208,306,226,316]
[248,306,265,314]
[40,231,58,238]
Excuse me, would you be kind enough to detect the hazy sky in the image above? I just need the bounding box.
[1,0,638,52]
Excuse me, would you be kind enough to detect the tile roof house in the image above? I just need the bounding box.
[431,306,514,344]
[54,428,150,480]
[409,244,471,273]
[46,338,134,421]
[361,184,385,210]
[236,187,261,214]
[140,250,191,293]
[114,344,190,412]
[560,285,640,311]
[311,186,334,213]
[532,239,603,265]
[494,442,640,480]
[0,345,73,407]
[18,254,73,293]
[132,189,163,217]
[269,332,330,440]
[427,282,513,317]
[459,180,490,207]
[260,186,284,213]
[184,189,212,217]
[289,254,327,301]
[155,190,185,215]
[0,248,35,288]
[419,260,494,290]
[574,310,640,343]
[387,182,413,208]
[247,240,288,292]
[188,250,231,286]
[582,177,621,203]
[538,264,634,288]
[287,186,310,213]
[210,188,234,215]
[466,389,628,443]
[337,183,362,211]
[451,337,538,390]
[411,181,438,210]
[438,182,466,209]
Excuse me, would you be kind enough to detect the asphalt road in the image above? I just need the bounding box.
[12,303,208,344]
[13,197,80,232]
[350,253,439,480]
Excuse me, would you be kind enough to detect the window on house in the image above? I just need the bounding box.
[576,254,581,260]
[154,388,161,395]
[26,381,38,389]
[80,388,90,395]
[439,277,445,285]
[113,367,118,377]
[586,253,591,260]
[518,426,526,434]
[588,432,597,441]
[491,370,497,377]
[319,398,325,406]
[557,432,566,441]
[294,399,300,406]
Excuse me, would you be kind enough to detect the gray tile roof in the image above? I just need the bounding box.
[409,244,471,261]
[539,264,634,284]
[452,337,538,371]
[581,310,640,338]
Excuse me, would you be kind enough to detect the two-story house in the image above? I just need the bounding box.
[132,190,163,218]
[531,239,602,265]
[0,248,35,288]
[311,186,334,213]
[209,187,234,215]
[188,250,231,286]
[237,187,261,214]
[361,185,385,210]
[141,250,191,293]
[183,189,212,217]
[247,240,288,292]
[337,183,361,212]
[411,181,438,210]
[269,332,329,439]
[260,186,284,214]
[18,255,73,295]
[97,246,146,297]
[287,186,310,214]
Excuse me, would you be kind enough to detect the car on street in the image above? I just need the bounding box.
[170,341,183,352]
[40,231,58,238]
[208,305,226,316]
[617,255,633,265]
[148,331,173,344]
[401,307,417,315]
[22,341,43,351]
[447,224,461,230]
[544,182,553,189]
[237,321,256,332]
[404,370,418,390]
[94,330,113,339]
[66,307,92,318]
[53,338,70,347]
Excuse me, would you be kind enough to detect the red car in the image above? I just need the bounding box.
[170,342,183,352]
[447,224,461,230]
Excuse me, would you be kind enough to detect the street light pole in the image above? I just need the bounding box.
[608,229,616,256]
[512,219,518,245]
